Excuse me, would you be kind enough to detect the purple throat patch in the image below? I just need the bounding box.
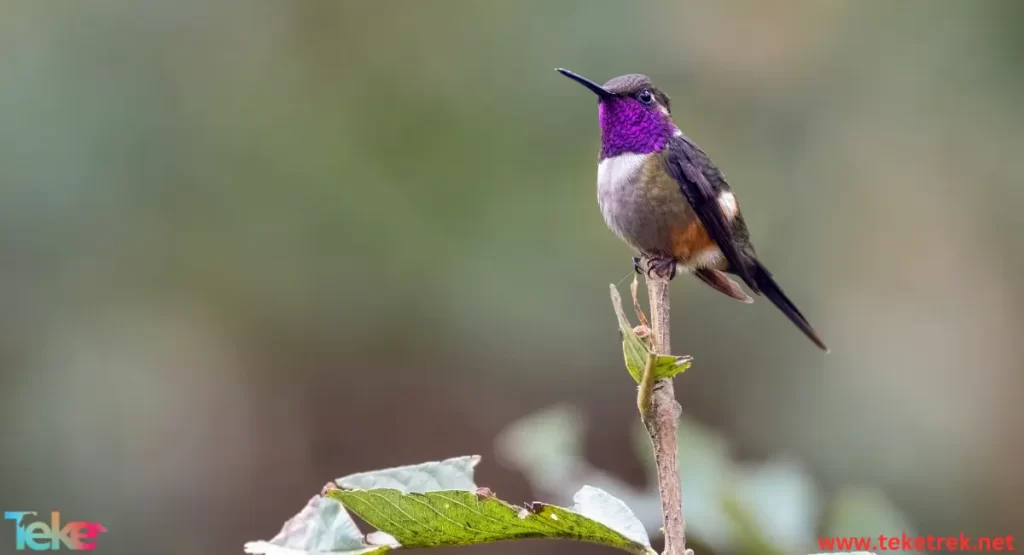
[598,98,674,159]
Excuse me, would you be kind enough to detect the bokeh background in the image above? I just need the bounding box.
[1,1,1022,554]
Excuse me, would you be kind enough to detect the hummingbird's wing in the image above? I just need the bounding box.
[664,136,758,292]
[666,137,829,351]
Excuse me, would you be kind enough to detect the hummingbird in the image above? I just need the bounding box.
[557,68,828,352]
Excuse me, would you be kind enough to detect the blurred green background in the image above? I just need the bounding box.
[1,1,1022,554]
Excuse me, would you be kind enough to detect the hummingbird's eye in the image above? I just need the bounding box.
[636,90,653,104]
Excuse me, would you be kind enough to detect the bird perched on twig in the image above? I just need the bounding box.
[557,68,828,352]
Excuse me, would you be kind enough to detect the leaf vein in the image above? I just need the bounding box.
[433,493,544,534]
[339,493,418,538]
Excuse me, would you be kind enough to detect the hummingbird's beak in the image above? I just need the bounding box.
[556,68,614,100]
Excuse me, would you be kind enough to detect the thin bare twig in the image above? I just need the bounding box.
[641,271,690,555]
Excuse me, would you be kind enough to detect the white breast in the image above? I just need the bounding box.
[595,153,650,244]
[597,153,647,197]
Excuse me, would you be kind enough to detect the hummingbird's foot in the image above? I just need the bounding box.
[634,254,677,281]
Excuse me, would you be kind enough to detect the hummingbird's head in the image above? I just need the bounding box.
[557,69,676,159]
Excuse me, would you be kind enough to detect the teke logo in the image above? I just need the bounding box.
[4,512,106,551]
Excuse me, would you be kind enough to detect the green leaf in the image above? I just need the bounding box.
[329,486,654,555]
[609,285,691,383]
[248,456,654,555]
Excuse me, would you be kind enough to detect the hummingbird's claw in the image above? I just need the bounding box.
[633,255,677,280]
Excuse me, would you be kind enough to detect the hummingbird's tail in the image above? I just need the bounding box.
[750,261,829,352]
